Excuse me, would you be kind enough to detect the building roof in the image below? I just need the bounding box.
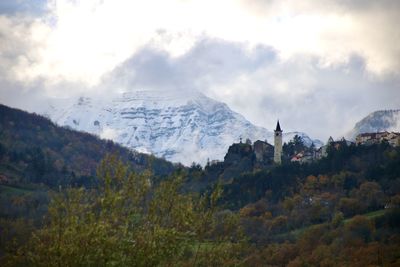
[357,131,391,138]
[275,120,282,132]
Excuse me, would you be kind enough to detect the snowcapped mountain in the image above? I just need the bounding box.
[347,109,400,140]
[43,90,320,165]
[284,132,323,148]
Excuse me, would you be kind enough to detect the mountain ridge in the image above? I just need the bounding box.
[347,109,400,140]
[0,103,175,188]
[42,90,322,165]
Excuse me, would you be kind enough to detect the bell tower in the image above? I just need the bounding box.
[274,120,283,164]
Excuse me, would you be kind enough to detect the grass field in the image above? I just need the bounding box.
[0,184,34,196]
[277,209,387,240]
[345,209,386,221]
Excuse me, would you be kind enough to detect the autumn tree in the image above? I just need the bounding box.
[4,155,247,266]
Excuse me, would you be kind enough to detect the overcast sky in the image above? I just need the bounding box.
[0,0,399,141]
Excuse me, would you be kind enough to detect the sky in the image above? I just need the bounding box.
[0,0,399,141]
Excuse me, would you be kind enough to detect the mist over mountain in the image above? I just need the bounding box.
[347,109,400,140]
[43,90,322,165]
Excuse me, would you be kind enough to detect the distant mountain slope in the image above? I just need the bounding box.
[43,90,322,165]
[347,109,400,139]
[0,104,175,188]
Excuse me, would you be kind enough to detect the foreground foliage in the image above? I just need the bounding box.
[2,156,246,266]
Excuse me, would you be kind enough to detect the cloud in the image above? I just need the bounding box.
[101,38,400,140]
[0,0,399,142]
[210,54,400,140]
[0,0,399,88]
[242,0,400,75]
[104,39,276,91]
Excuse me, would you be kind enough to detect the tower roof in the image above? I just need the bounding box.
[275,120,282,132]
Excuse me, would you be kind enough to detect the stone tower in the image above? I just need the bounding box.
[274,120,283,164]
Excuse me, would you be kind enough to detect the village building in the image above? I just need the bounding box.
[274,121,283,164]
[315,136,333,159]
[315,136,354,160]
[290,151,314,163]
[253,140,274,163]
[356,131,400,147]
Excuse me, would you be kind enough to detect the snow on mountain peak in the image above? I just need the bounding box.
[347,109,400,140]
[43,90,320,165]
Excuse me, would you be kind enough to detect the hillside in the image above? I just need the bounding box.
[1,103,400,266]
[1,132,399,266]
[0,104,177,254]
[0,103,175,188]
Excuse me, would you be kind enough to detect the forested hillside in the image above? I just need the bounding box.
[1,104,400,266]
[183,138,400,265]
[0,104,176,258]
[0,104,175,188]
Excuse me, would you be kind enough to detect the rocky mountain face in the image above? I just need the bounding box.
[43,90,321,165]
[347,109,400,140]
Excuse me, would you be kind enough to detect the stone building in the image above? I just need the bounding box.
[274,121,283,164]
[356,131,400,146]
[253,140,274,164]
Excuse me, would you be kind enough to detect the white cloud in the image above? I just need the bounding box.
[0,0,399,142]
[1,0,399,88]
[96,39,400,140]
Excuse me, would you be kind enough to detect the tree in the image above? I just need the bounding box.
[331,212,344,228]
[344,215,375,243]
[283,135,306,158]
[4,155,246,266]
[353,181,385,212]
[338,197,362,217]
